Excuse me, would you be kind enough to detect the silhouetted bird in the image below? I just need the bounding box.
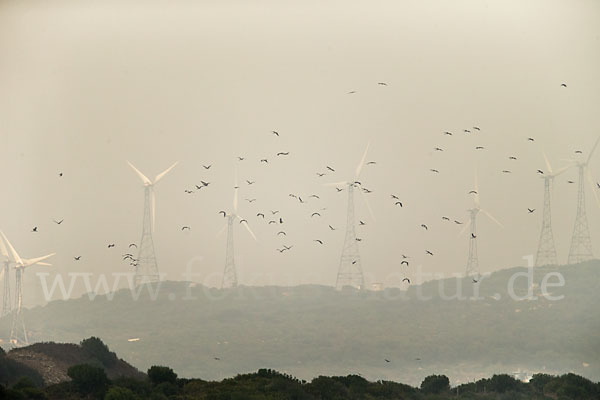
[74,256,81,261]
[181,226,191,231]
[528,208,535,213]
[272,131,279,136]
[314,240,324,245]
[53,219,64,225]
[402,278,410,283]
[203,165,212,169]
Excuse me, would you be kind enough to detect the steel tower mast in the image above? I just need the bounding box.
[336,183,365,290]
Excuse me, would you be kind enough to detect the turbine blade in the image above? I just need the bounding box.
[151,189,156,232]
[323,181,348,187]
[587,135,600,164]
[0,235,8,259]
[0,231,22,265]
[474,169,480,208]
[542,150,553,174]
[481,209,503,228]
[233,169,239,213]
[359,189,376,222]
[127,161,152,185]
[216,222,228,238]
[458,218,472,237]
[23,253,55,266]
[154,161,178,183]
[355,141,371,179]
[552,164,573,177]
[238,216,258,242]
[586,169,600,209]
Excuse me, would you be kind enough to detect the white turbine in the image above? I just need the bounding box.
[0,231,54,346]
[326,141,374,290]
[220,169,257,288]
[461,171,503,277]
[128,161,178,232]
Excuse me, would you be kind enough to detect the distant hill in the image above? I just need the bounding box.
[1,261,598,386]
[0,338,144,386]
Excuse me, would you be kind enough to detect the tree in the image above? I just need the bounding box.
[488,374,520,393]
[67,363,109,397]
[420,374,450,394]
[105,386,141,400]
[80,337,117,367]
[147,366,177,386]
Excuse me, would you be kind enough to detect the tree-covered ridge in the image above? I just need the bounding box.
[2,364,600,400]
[2,262,598,385]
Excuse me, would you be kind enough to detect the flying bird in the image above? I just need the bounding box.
[314,240,324,245]
[31,227,38,233]
[277,152,289,156]
[202,165,212,169]
[401,260,409,266]
[528,208,535,213]
[574,150,582,154]
[74,256,81,261]
[317,172,326,177]
[271,210,280,215]
[245,198,256,203]
[528,137,535,142]
[309,194,320,199]
[277,231,286,236]
[502,170,512,173]
[430,169,439,173]
[454,220,463,225]
[425,250,434,256]
[420,224,428,230]
[359,221,366,226]
[58,172,63,177]
[53,219,64,225]
[239,219,247,224]
[366,161,376,165]
[509,156,517,160]
[473,126,481,131]
[181,226,191,231]
[471,233,476,239]
[434,147,443,152]
[377,82,387,86]
[260,159,269,163]
[311,212,321,217]
[443,131,453,136]
[469,190,478,194]
[348,91,356,94]
[329,225,335,230]
[561,83,567,87]
[475,146,485,150]
[219,211,227,217]
[442,216,450,221]
[395,202,403,207]
[326,166,335,172]
[237,157,245,161]
[402,278,410,283]
[107,244,115,248]
[335,188,343,192]
[384,359,390,363]
[537,170,544,174]
[272,131,279,136]
[246,180,255,185]
[391,194,399,199]
[129,243,137,248]
[257,213,265,218]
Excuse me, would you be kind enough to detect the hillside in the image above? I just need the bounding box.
[1,261,598,386]
[0,338,144,386]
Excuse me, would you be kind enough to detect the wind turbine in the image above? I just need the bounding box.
[1,236,11,317]
[327,142,374,290]
[462,172,503,278]
[220,171,257,289]
[128,161,178,286]
[0,231,54,346]
[535,152,570,267]
[565,135,600,264]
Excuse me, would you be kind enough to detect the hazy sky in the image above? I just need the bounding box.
[1,0,600,304]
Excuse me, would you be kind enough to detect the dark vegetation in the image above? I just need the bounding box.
[3,365,600,399]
